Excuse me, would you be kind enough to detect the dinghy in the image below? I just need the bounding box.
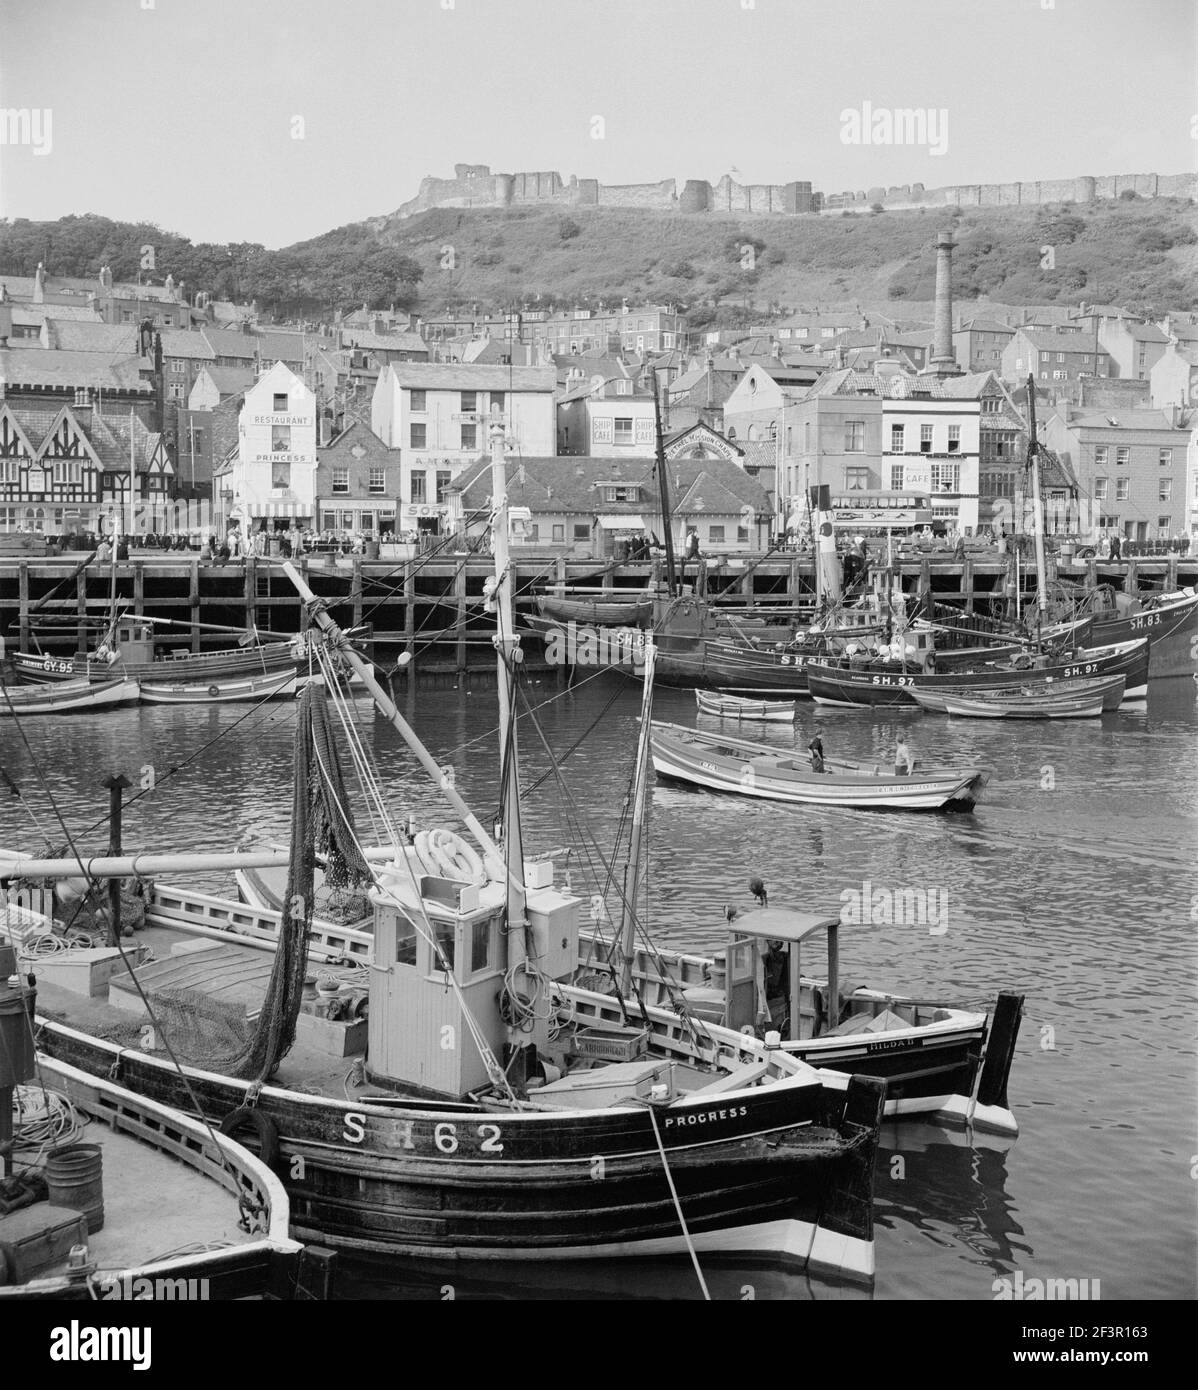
[912,675,1124,719]
[695,690,796,722]
[0,677,139,717]
[137,668,298,705]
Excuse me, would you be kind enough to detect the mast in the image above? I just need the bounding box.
[1024,374,1049,628]
[617,638,655,995]
[486,420,530,982]
[652,381,678,597]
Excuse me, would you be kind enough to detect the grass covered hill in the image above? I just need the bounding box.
[2,194,1194,327]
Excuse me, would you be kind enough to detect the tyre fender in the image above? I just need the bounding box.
[219,1105,280,1170]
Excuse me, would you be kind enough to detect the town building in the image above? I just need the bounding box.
[556,377,657,457]
[1001,326,1110,386]
[315,421,402,537]
[1044,404,1193,541]
[1098,318,1170,381]
[216,362,317,534]
[371,362,556,535]
[1148,343,1198,409]
[952,317,1015,373]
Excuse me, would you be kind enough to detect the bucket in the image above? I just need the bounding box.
[46,1144,105,1233]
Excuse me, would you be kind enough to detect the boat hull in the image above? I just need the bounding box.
[695,690,796,722]
[34,1016,883,1281]
[806,638,1149,708]
[0,676,140,715]
[1089,590,1198,677]
[536,596,653,626]
[13,641,298,686]
[650,723,986,809]
[138,669,298,704]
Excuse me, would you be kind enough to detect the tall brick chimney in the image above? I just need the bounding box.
[924,229,963,377]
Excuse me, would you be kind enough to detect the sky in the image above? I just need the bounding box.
[0,0,1194,248]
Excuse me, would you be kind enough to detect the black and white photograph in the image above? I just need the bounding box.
[0,0,1194,1341]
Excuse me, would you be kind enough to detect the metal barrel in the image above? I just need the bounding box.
[45,1144,105,1234]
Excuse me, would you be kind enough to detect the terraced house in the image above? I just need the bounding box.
[1001,326,1110,385]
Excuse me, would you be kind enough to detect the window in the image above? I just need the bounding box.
[490,391,505,417]
[460,423,477,451]
[1159,478,1172,502]
[890,424,905,452]
[820,326,835,339]
[1094,478,1108,500]
[527,523,540,542]
[1053,371,1066,380]
[614,417,634,446]
[1116,478,1129,501]
[470,919,491,974]
[410,389,427,412]
[930,462,960,492]
[844,467,870,490]
[947,425,960,453]
[271,461,290,489]
[890,463,905,490]
[737,525,749,544]
[410,472,427,503]
[188,427,204,455]
[1056,353,1064,364]
[1116,447,1129,467]
[844,420,865,452]
[1099,514,1118,529]
[410,423,426,449]
[1158,517,1171,534]
[552,523,565,543]
[432,471,450,503]
[168,384,184,401]
[368,466,386,495]
[708,524,725,543]
[171,360,185,374]
[1159,448,1172,467]
[331,467,350,495]
[573,523,590,540]
[1095,446,1108,467]
[460,391,477,413]
[920,424,933,453]
[432,921,455,974]
[272,425,290,452]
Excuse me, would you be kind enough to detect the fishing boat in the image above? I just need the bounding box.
[6,422,887,1284]
[650,721,988,810]
[910,672,1126,715]
[0,676,140,717]
[580,909,1023,1138]
[1080,587,1198,678]
[806,636,1149,709]
[13,616,299,687]
[536,591,654,627]
[137,667,298,705]
[912,675,1124,719]
[0,939,328,1301]
[695,690,796,722]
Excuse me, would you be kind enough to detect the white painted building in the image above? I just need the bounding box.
[557,380,657,457]
[371,362,556,533]
[227,361,317,528]
[882,382,981,533]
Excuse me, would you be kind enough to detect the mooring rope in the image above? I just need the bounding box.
[645,1103,711,1301]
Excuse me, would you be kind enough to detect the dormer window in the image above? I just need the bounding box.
[604,485,639,503]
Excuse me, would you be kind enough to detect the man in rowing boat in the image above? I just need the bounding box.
[894,735,913,777]
[808,734,825,773]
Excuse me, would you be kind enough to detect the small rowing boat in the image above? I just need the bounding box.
[137,668,298,705]
[0,677,140,717]
[695,690,796,722]
[650,722,988,810]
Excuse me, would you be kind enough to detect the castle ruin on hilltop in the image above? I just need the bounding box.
[390,164,1198,220]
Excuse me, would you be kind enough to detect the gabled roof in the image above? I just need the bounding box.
[44,321,143,355]
[955,317,1015,334]
[194,365,255,398]
[1062,407,1193,432]
[160,329,217,360]
[675,469,755,516]
[254,330,311,360]
[317,419,397,461]
[341,328,427,354]
[201,327,258,359]
[1011,327,1106,354]
[13,304,101,325]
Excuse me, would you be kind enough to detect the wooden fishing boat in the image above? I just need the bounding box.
[580,910,1023,1138]
[650,721,988,810]
[0,676,140,717]
[910,672,1126,715]
[912,675,1124,719]
[806,637,1149,709]
[1087,588,1198,678]
[5,426,887,1284]
[13,616,298,686]
[695,690,796,722]
[138,668,298,705]
[536,593,654,626]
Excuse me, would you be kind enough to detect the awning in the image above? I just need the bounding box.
[597,514,646,530]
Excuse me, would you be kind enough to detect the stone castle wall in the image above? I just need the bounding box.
[390,164,1197,220]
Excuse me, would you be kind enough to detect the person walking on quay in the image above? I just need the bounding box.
[1109,534,1122,563]
[894,734,914,778]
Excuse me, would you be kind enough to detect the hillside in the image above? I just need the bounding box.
[2,195,1195,327]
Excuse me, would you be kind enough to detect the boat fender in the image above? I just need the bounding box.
[219,1106,280,1170]
[208,685,220,698]
[428,829,485,885]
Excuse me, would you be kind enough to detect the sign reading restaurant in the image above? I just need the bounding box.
[251,414,311,426]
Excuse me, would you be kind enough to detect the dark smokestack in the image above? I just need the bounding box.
[925,229,962,377]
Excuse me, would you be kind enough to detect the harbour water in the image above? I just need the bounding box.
[2,670,1194,1300]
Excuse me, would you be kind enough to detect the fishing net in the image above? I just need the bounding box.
[147,684,369,1080]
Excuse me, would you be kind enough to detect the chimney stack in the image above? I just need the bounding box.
[924,229,963,377]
